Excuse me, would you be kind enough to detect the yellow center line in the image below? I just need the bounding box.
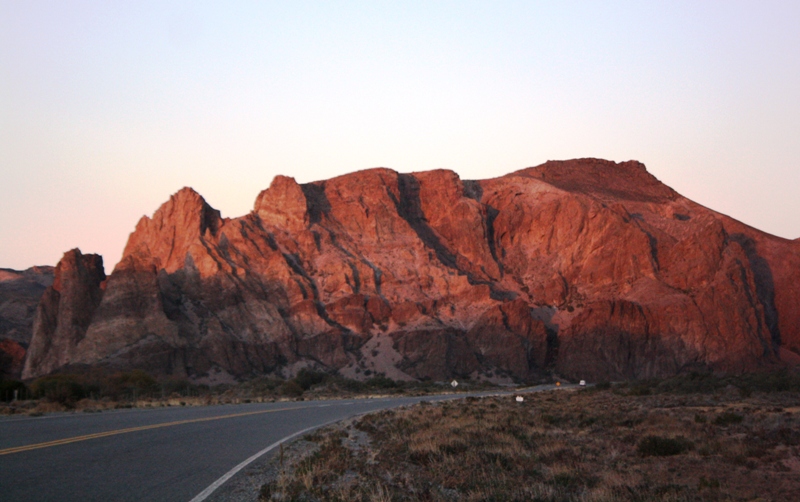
[0,406,300,456]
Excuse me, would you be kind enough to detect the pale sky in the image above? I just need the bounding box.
[2,1,799,272]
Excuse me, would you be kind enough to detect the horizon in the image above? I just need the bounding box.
[2,2,799,271]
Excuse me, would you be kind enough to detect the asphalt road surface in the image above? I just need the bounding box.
[0,388,558,501]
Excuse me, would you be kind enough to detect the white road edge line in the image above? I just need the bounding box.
[188,387,559,502]
[188,418,341,502]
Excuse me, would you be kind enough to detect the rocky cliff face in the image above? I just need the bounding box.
[0,266,54,378]
[21,159,800,382]
[21,251,105,379]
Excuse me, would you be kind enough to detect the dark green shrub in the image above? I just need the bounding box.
[328,377,366,393]
[698,476,721,490]
[366,375,397,389]
[739,368,800,393]
[541,414,559,425]
[637,435,691,456]
[293,369,327,391]
[0,379,28,401]
[280,380,305,397]
[713,411,743,426]
[30,374,86,405]
[246,376,282,394]
[161,378,204,397]
[108,370,159,399]
[628,381,656,396]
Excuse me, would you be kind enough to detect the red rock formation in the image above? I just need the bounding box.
[21,159,800,382]
[22,250,105,379]
[0,339,26,378]
[0,266,54,378]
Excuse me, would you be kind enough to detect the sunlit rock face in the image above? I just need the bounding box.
[21,159,800,382]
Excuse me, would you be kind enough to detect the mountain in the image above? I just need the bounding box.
[20,159,800,383]
[0,266,54,378]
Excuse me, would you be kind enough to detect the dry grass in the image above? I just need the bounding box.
[0,394,270,416]
[260,387,800,501]
[0,370,500,416]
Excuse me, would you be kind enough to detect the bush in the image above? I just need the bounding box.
[713,411,743,426]
[161,378,192,396]
[293,369,328,391]
[628,383,653,396]
[0,379,28,401]
[739,369,800,393]
[628,370,800,396]
[108,370,159,399]
[326,376,366,393]
[280,380,305,397]
[246,376,282,394]
[30,374,87,405]
[366,375,397,389]
[637,435,691,457]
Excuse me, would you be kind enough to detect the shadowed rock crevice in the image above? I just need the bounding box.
[730,233,781,353]
[393,174,459,271]
[282,253,319,301]
[362,260,383,297]
[484,205,503,274]
[346,263,361,294]
[462,179,483,201]
[300,183,331,225]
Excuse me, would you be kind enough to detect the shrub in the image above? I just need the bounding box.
[713,411,744,426]
[637,435,691,456]
[327,376,366,393]
[366,375,397,389]
[108,370,159,399]
[740,368,800,393]
[246,376,282,394]
[280,380,305,397]
[30,374,86,405]
[0,379,28,401]
[627,381,655,396]
[162,378,194,397]
[698,476,721,490]
[293,369,328,391]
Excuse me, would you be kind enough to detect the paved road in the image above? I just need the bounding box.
[0,388,555,502]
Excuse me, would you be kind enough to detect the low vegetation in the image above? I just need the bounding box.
[0,368,498,415]
[259,371,800,501]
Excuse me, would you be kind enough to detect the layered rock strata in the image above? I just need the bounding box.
[21,159,800,382]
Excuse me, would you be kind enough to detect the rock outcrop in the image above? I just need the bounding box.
[21,250,105,379]
[21,159,800,382]
[0,266,54,378]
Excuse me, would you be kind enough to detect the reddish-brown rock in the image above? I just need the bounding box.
[21,159,800,382]
[0,266,53,378]
[22,250,105,379]
[0,339,26,379]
